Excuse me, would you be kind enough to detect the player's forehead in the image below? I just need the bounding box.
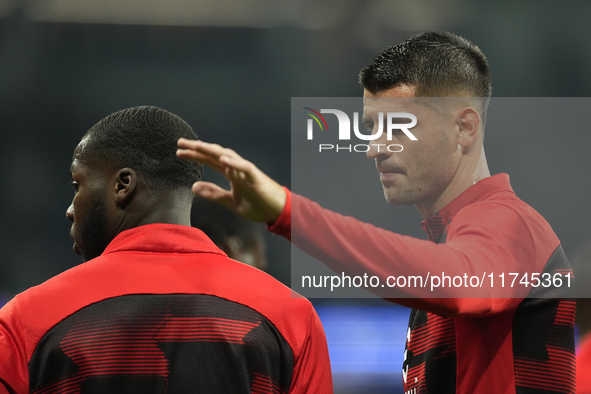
[362,98,424,124]
[72,136,91,158]
[363,84,416,98]
[69,137,109,178]
[69,157,92,179]
[363,98,414,115]
[70,138,90,174]
[363,97,450,124]
[363,85,415,113]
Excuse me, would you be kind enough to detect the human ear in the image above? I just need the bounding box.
[457,108,481,148]
[114,168,137,208]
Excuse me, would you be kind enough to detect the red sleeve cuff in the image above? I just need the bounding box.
[266,186,291,241]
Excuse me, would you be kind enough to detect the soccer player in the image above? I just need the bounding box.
[0,106,332,394]
[177,32,576,393]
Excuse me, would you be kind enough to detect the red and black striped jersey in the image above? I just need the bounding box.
[0,224,333,394]
[269,173,576,393]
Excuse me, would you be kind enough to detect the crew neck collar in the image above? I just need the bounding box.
[421,173,514,243]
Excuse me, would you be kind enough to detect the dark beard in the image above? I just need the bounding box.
[78,196,109,262]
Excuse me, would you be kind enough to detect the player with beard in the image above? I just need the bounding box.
[177,32,576,393]
[74,194,109,261]
[0,106,332,394]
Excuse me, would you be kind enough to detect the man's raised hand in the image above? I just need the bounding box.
[176,138,286,224]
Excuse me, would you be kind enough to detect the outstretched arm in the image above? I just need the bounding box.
[176,139,547,316]
[176,138,286,224]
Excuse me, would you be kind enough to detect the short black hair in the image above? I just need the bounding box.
[359,31,491,99]
[80,106,203,191]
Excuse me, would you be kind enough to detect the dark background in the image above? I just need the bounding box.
[1,1,591,392]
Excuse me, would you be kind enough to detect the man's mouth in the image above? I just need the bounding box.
[379,171,403,181]
[378,166,405,182]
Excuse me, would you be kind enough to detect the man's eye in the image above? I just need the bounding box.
[364,123,374,133]
[71,182,79,193]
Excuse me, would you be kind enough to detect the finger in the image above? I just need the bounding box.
[224,166,245,184]
[220,155,258,184]
[176,148,215,163]
[192,182,233,206]
[178,138,243,161]
[177,149,226,173]
[177,137,201,149]
[224,163,254,186]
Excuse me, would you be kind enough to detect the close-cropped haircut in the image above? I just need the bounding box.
[80,106,203,191]
[359,31,491,98]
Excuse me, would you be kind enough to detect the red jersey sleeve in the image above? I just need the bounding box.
[267,186,292,240]
[289,307,333,394]
[0,297,29,394]
[269,189,559,317]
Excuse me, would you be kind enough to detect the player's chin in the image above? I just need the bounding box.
[383,188,414,206]
[78,239,111,262]
[73,241,82,256]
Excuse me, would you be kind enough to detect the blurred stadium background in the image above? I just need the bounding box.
[1,1,591,392]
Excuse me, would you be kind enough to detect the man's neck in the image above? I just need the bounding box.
[116,190,192,234]
[416,146,491,219]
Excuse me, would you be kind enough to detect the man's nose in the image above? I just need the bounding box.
[66,203,74,222]
[366,132,392,160]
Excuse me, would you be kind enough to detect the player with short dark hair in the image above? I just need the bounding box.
[360,31,491,132]
[80,105,203,191]
[178,32,575,393]
[0,106,332,394]
[360,31,491,98]
[69,106,202,262]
